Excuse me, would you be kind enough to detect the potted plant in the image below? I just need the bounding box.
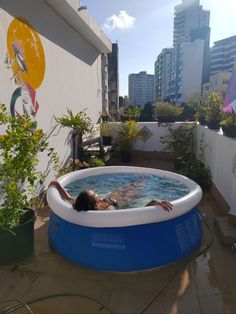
[100,122,114,146]
[205,93,223,130]
[154,102,183,123]
[118,120,139,162]
[220,112,236,138]
[100,112,110,123]
[0,104,53,264]
[121,105,141,122]
[55,108,92,170]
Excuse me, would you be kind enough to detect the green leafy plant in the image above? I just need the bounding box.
[155,102,183,122]
[161,124,196,169]
[220,112,236,138]
[100,122,114,137]
[204,93,223,129]
[180,159,211,191]
[89,156,105,167]
[122,105,141,121]
[55,108,92,170]
[118,120,139,152]
[179,133,211,191]
[220,112,236,126]
[0,104,53,229]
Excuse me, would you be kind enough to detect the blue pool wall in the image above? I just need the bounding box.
[48,207,201,272]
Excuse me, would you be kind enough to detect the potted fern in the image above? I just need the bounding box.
[55,108,92,170]
[0,104,53,264]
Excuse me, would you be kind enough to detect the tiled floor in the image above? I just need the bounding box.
[0,155,236,314]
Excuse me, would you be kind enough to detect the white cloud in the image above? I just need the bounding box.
[103,10,136,31]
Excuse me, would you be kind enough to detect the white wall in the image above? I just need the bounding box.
[0,0,110,184]
[196,125,236,214]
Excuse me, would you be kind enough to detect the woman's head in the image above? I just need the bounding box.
[73,190,100,211]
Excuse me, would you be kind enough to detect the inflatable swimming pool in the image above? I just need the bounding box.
[47,166,202,272]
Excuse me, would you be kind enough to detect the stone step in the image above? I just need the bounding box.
[214,217,236,245]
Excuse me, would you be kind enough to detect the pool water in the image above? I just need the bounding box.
[66,173,190,209]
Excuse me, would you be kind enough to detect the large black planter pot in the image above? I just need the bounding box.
[206,120,220,130]
[0,209,36,265]
[198,116,206,126]
[222,125,236,138]
[121,151,132,163]
[102,136,112,146]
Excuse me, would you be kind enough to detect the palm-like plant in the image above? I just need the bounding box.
[55,109,92,170]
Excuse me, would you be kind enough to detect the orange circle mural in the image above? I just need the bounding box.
[7,17,45,89]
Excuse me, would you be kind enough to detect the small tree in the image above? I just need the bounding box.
[0,104,53,228]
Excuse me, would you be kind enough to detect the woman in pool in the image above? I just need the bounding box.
[49,181,173,212]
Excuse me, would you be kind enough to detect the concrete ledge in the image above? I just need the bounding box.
[210,181,230,215]
[215,217,236,245]
[228,212,236,225]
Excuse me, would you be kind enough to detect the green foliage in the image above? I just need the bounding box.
[89,156,105,167]
[161,124,196,162]
[100,122,114,137]
[0,104,53,229]
[180,159,211,191]
[179,133,211,191]
[55,108,92,135]
[123,105,141,120]
[125,105,141,118]
[220,112,236,126]
[139,102,154,121]
[204,92,223,122]
[155,102,183,119]
[118,120,139,152]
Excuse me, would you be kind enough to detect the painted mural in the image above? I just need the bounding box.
[5,17,45,118]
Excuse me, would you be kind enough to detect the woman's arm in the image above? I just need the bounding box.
[48,181,75,202]
[146,200,173,212]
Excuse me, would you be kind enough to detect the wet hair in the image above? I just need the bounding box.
[73,190,97,211]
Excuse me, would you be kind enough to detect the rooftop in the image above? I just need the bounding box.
[0,154,236,313]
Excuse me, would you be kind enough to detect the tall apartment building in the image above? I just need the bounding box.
[173,0,210,47]
[108,43,119,117]
[128,71,155,108]
[210,35,236,76]
[154,48,173,101]
[203,35,236,96]
[155,0,210,102]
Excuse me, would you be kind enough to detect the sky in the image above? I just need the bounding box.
[81,0,236,96]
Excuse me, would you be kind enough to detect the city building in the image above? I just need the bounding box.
[210,35,236,76]
[128,71,154,108]
[119,95,130,109]
[154,48,173,101]
[203,72,231,97]
[155,0,210,102]
[173,0,210,47]
[108,43,119,118]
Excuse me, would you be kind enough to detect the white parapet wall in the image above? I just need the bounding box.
[196,125,236,215]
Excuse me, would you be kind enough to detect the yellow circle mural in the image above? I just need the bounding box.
[7,17,45,89]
